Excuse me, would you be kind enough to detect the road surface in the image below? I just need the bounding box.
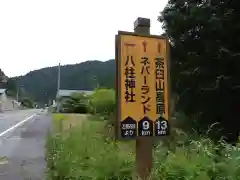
[0,109,50,180]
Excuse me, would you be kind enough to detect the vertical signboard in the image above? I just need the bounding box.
[154,38,170,137]
[116,31,170,139]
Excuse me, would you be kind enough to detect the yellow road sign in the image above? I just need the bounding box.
[116,31,170,139]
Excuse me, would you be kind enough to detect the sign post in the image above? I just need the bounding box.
[115,17,170,179]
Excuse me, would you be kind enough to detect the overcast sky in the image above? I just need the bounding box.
[0,0,168,77]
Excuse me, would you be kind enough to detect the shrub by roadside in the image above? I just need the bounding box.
[46,86,240,179]
[60,92,89,113]
[46,114,240,179]
[88,88,115,117]
[45,114,134,179]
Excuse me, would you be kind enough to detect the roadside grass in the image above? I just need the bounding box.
[46,113,240,179]
[46,113,134,179]
[51,113,87,133]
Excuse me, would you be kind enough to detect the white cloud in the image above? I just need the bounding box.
[0,0,168,77]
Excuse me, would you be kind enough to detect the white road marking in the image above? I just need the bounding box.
[0,158,8,165]
[0,114,37,138]
[0,160,8,165]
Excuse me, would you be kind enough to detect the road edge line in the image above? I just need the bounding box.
[0,114,37,137]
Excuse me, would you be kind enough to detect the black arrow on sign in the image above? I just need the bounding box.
[124,43,136,47]
[142,41,147,52]
[157,42,161,53]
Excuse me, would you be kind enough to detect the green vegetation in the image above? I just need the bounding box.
[2,0,240,178]
[88,88,115,116]
[160,0,240,142]
[45,88,240,179]
[56,88,115,116]
[10,60,115,104]
[0,69,16,95]
[2,0,240,142]
[20,97,35,108]
[46,115,134,179]
[0,69,7,86]
[46,113,240,179]
[52,113,67,121]
[0,69,34,107]
[60,92,89,113]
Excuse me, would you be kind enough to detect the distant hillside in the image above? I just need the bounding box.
[0,69,8,88]
[0,69,18,97]
[11,60,116,104]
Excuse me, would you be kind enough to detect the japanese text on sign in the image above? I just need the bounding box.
[125,55,136,103]
[116,32,170,139]
[154,42,169,136]
[138,41,154,137]
[140,57,151,114]
[155,57,165,115]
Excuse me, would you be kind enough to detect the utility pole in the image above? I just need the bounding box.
[16,87,19,102]
[93,76,99,89]
[56,62,61,112]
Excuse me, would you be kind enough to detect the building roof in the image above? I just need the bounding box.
[0,89,6,94]
[57,89,93,97]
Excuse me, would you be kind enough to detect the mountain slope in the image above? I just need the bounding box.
[11,60,116,104]
[0,69,20,98]
[0,69,8,88]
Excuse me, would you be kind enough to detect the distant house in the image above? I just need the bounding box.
[0,89,7,112]
[56,89,93,99]
[55,89,93,110]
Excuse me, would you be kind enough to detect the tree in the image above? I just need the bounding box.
[0,69,8,89]
[10,60,116,104]
[160,0,240,142]
[21,97,34,108]
[5,79,17,96]
[88,88,115,116]
[61,92,89,113]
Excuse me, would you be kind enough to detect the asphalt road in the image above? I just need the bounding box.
[0,109,50,180]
